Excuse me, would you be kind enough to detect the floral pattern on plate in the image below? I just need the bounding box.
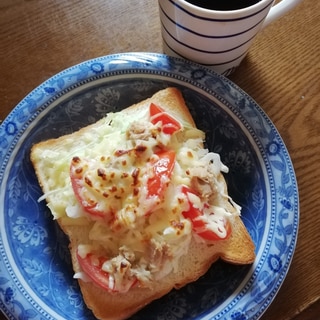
[0,53,299,320]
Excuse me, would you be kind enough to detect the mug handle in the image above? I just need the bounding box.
[262,0,302,28]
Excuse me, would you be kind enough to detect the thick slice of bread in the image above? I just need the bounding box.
[30,87,255,320]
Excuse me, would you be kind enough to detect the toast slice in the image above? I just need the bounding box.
[30,87,255,320]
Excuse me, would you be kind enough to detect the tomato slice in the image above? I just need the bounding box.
[77,251,116,291]
[70,149,176,219]
[149,103,181,135]
[77,250,137,293]
[70,157,106,218]
[147,150,176,197]
[197,220,231,241]
[181,186,231,241]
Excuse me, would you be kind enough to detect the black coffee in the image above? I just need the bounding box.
[186,0,261,11]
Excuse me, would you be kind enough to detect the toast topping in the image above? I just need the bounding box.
[67,103,240,292]
[30,88,255,319]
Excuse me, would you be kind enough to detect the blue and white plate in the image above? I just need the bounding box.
[0,53,299,320]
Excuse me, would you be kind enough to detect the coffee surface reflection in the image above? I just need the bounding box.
[185,0,261,11]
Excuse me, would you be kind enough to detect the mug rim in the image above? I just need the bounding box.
[174,0,274,15]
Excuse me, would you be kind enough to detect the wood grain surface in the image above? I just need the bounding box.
[1,0,319,319]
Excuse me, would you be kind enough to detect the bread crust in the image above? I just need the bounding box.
[30,87,255,320]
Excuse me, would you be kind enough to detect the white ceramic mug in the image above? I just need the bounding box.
[158,0,302,75]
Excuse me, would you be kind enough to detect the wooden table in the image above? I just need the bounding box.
[0,0,319,319]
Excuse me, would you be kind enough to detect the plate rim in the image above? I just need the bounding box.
[0,52,299,320]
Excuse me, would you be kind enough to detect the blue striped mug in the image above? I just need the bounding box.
[159,0,302,75]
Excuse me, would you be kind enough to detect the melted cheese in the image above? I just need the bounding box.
[39,109,241,290]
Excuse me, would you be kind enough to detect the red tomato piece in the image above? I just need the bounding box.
[149,103,181,135]
[197,220,231,241]
[181,186,231,241]
[70,159,104,218]
[77,250,137,293]
[76,251,116,292]
[147,150,176,197]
